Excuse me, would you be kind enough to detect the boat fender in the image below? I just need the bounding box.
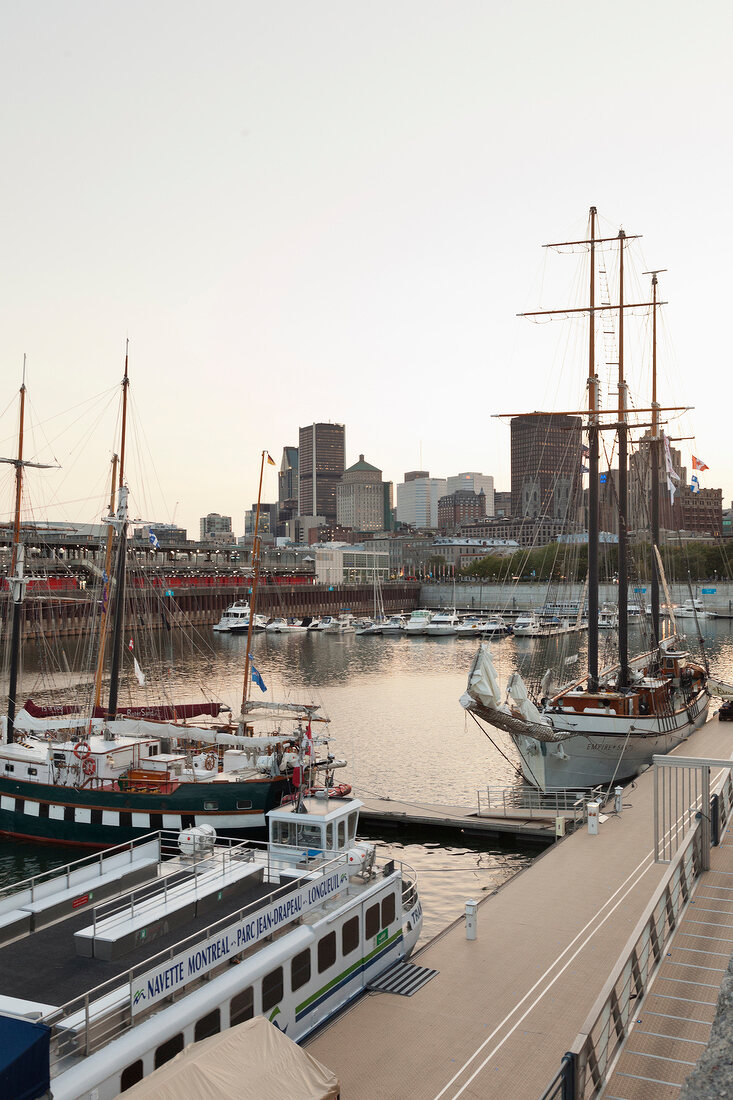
[82,757,96,777]
[204,753,217,771]
[73,741,92,760]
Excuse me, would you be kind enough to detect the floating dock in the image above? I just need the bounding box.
[307,713,733,1099]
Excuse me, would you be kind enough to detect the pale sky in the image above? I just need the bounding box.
[1,1,730,538]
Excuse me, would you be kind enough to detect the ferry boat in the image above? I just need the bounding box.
[0,793,422,1100]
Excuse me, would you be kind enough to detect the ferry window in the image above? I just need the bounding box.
[262,967,283,1012]
[203,801,218,811]
[91,809,103,826]
[120,1059,143,1092]
[150,813,163,830]
[4,764,14,773]
[318,931,336,973]
[230,986,254,1025]
[338,821,346,847]
[27,767,37,776]
[53,752,65,763]
[342,915,359,955]
[365,903,380,940]
[194,1008,220,1041]
[154,1033,184,1068]
[382,893,396,928]
[326,823,335,849]
[39,803,49,819]
[64,806,75,823]
[291,948,311,992]
[348,813,357,841]
[148,745,159,756]
[236,799,252,810]
[120,811,132,827]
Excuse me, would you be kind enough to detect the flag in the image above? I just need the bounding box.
[266,452,276,466]
[691,475,700,495]
[305,719,313,754]
[692,455,709,471]
[149,530,160,550]
[664,434,680,502]
[127,638,145,684]
[250,662,267,692]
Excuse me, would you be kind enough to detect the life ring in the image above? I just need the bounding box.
[204,753,217,771]
[74,742,92,760]
[82,757,96,777]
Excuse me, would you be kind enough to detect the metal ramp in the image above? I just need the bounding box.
[366,960,438,997]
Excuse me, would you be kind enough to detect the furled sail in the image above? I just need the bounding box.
[460,645,572,743]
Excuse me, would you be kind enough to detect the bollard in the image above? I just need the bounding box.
[587,800,600,836]
[465,899,478,940]
[614,786,623,814]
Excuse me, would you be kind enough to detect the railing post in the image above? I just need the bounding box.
[701,766,711,871]
[711,793,720,847]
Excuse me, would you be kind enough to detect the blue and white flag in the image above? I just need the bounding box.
[250,662,267,693]
[691,475,700,495]
[149,530,160,550]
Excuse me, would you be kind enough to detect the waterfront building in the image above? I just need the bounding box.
[446,473,495,515]
[199,513,234,543]
[460,515,572,548]
[336,455,386,532]
[438,489,487,532]
[314,544,389,585]
[396,472,447,528]
[298,423,345,524]
[510,414,583,524]
[133,523,188,545]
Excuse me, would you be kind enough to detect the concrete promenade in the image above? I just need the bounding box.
[306,714,733,1100]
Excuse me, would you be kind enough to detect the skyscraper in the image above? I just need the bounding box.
[298,423,345,524]
[337,455,385,532]
[510,414,582,524]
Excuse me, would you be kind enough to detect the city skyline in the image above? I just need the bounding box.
[0,3,730,538]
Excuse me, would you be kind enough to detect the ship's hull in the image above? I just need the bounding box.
[510,693,710,790]
[0,773,292,847]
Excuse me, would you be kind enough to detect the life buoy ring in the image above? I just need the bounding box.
[82,757,96,777]
[204,753,217,771]
[74,742,92,760]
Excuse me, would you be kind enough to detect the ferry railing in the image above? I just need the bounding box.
[0,831,160,907]
[42,844,352,1068]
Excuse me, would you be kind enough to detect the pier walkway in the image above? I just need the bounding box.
[307,714,733,1099]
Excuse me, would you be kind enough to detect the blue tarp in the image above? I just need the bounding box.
[0,1015,51,1100]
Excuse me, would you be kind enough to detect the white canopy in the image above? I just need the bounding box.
[120,1017,340,1100]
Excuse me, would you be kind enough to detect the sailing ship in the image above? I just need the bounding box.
[461,208,711,790]
[0,358,347,845]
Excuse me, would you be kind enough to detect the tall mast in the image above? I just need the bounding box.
[616,230,629,689]
[6,367,27,743]
[644,268,665,646]
[90,453,119,718]
[587,207,600,692]
[240,450,266,726]
[107,344,130,720]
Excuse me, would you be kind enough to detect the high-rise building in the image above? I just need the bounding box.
[446,473,495,516]
[395,472,447,528]
[199,513,234,543]
[298,423,345,524]
[438,489,487,532]
[510,414,582,526]
[336,455,386,532]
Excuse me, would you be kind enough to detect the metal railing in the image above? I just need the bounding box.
[477,785,605,827]
[541,757,733,1099]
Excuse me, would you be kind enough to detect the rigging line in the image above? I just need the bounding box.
[467,710,525,782]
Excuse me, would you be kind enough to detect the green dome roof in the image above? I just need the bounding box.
[345,454,381,474]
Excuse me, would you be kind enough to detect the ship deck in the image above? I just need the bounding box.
[306,711,733,1099]
[0,871,279,1007]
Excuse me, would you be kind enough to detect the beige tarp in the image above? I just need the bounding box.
[119,1017,340,1100]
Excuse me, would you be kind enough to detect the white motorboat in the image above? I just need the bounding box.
[512,613,585,638]
[324,614,356,634]
[265,616,314,634]
[673,598,709,619]
[313,615,335,631]
[598,606,618,630]
[426,609,460,636]
[380,615,406,635]
[228,611,268,634]
[0,782,423,1100]
[403,609,433,636]
[213,601,252,633]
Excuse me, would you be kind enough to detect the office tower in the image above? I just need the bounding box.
[298,423,345,524]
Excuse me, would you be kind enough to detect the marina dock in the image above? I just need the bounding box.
[307,713,733,1099]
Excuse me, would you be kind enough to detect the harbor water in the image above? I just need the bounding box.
[3,617,733,941]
